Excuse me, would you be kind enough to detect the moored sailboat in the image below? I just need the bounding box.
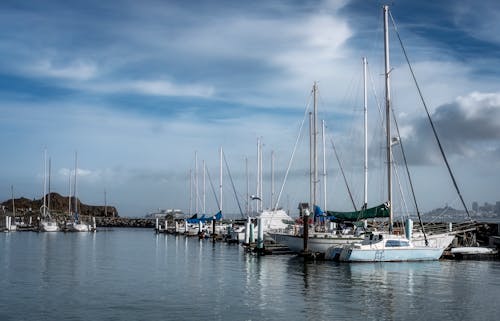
[330,5,447,261]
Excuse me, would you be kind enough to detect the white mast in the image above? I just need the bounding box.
[203,160,206,214]
[74,151,78,215]
[256,138,260,212]
[309,112,313,210]
[271,150,275,210]
[383,5,393,231]
[194,151,198,214]
[246,156,250,215]
[189,169,193,215]
[48,157,51,212]
[322,120,327,211]
[259,141,263,212]
[363,56,368,209]
[312,82,318,213]
[42,149,47,217]
[219,146,223,213]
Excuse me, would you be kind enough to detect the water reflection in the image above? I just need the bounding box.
[2,231,499,321]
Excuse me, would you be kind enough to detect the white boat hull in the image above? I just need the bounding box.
[339,246,444,262]
[41,221,59,232]
[270,233,363,254]
[71,223,90,232]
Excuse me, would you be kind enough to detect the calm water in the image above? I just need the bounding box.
[1,229,499,321]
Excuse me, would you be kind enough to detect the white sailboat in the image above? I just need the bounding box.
[40,150,60,232]
[270,71,376,253]
[68,152,91,232]
[331,5,445,262]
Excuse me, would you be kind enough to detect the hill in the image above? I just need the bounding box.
[1,192,118,217]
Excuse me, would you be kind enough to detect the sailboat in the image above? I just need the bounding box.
[68,152,91,232]
[270,81,380,254]
[331,5,445,262]
[40,150,60,232]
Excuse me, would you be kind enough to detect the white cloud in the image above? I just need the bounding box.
[29,59,98,81]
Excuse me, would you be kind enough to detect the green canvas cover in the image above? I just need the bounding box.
[326,202,390,221]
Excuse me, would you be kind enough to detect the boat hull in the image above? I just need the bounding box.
[270,233,363,254]
[40,221,59,232]
[339,246,444,262]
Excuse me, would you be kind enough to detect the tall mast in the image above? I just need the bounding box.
[259,141,263,211]
[43,149,47,217]
[189,169,193,215]
[194,151,198,214]
[271,150,275,210]
[322,120,327,211]
[74,151,78,215]
[48,157,51,212]
[383,5,393,231]
[363,56,368,209]
[256,137,260,212]
[203,160,206,214]
[312,82,318,214]
[309,112,313,210]
[219,146,223,213]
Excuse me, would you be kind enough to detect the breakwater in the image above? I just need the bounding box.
[95,217,155,228]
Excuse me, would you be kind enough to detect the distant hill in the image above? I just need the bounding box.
[1,192,118,217]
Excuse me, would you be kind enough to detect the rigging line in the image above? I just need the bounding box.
[275,90,313,209]
[222,150,245,218]
[205,167,220,213]
[389,10,471,219]
[328,135,358,212]
[391,107,429,245]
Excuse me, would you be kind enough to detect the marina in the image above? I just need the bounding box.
[1,1,500,320]
[1,228,499,320]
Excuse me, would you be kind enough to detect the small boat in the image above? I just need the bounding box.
[328,232,444,262]
[40,219,59,232]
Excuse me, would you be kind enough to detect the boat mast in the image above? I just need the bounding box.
[363,57,368,210]
[48,157,51,212]
[383,5,393,232]
[219,146,223,213]
[322,120,327,212]
[271,150,275,210]
[74,151,78,216]
[313,82,318,215]
[43,149,47,218]
[195,151,198,214]
[256,138,260,213]
[203,160,206,214]
[246,156,249,215]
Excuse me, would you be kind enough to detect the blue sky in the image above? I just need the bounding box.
[1,0,500,217]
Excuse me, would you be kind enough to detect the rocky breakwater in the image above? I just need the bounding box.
[95,217,155,228]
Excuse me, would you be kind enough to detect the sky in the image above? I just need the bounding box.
[1,0,500,217]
